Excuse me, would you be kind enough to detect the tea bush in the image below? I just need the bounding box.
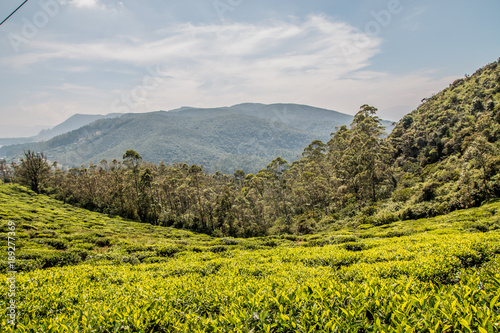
[1,184,500,332]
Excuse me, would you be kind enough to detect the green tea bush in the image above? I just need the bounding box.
[134,251,158,262]
[90,237,112,247]
[304,239,330,247]
[330,235,358,244]
[41,250,87,269]
[343,242,367,252]
[142,256,170,264]
[156,244,185,257]
[209,245,228,253]
[373,212,399,226]
[464,221,491,232]
[33,238,68,250]
[222,238,240,245]
[280,234,299,241]
[72,242,95,250]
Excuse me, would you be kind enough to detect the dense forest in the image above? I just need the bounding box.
[1,59,499,238]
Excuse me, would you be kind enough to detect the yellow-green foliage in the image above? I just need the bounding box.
[1,184,500,332]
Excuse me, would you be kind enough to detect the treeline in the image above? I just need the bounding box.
[2,60,500,236]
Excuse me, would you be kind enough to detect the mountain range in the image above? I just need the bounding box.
[0,103,395,173]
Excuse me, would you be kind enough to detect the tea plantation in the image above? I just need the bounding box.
[1,184,500,332]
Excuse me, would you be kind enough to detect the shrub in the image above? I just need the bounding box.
[134,251,157,261]
[330,235,358,244]
[400,203,430,220]
[142,256,170,264]
[280,234,298,241]
[157,245,184,257]
[304,239,330,247]
[318,215,337,226]
[464,222,490,233]
[343,242,366,252]
[392,188,413,202]
[42,250,88,268]
[209,245,228,253]
[373,212,398,226]
[362,205,378,216]
[222,238,240,245]
[420,182,440,202]
[44,239,68,250]
[296,218,317,235]
[92,237,112,247]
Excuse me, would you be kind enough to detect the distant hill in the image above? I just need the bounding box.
[0,103,395,173]
[36,113,124,141]
[0,113,123,147]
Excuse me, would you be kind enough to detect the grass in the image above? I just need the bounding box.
[1,183,500,332]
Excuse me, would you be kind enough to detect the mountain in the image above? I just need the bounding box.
[0,103,394,173]
[35,113,124,141]
[0,113,123,147]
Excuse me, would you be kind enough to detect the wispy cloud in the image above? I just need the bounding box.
[400,6,428,32]
[6,15,380,72]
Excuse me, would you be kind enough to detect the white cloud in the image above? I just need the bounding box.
[70,0,103,9]
[7,15,381,72]
[50,83,99,94]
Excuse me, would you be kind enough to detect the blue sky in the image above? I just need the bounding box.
[1,0,499,137]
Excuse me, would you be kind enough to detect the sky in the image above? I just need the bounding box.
[0,0,499,137]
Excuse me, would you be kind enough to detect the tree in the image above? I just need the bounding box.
[327,105,393,205]
[137,167,160,224]
[463,136,499,185]
[0,159,13,183]
[233,169,245,188]
[16,151,51,194]
[458,136,500,207]
[266,157,289,179]
[123,149,142,167]
[266,157,292,228]
[123,149,142,198]
[350,105,392,203]
[302,140,326,162]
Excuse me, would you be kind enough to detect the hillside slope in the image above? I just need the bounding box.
[390,60,500,166]
[1,184,499,331]
[384,59,500,218]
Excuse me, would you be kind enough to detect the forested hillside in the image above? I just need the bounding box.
[388,60,500,217]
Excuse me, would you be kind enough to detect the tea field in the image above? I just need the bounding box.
[1,184,500,332]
